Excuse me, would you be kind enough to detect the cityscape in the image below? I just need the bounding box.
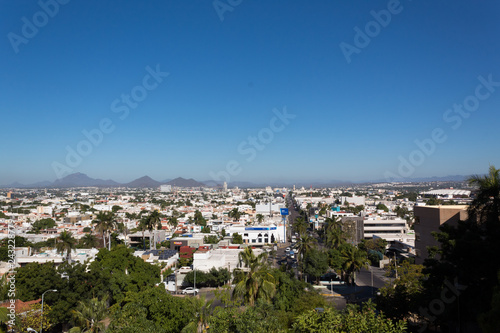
[2,1,500,332]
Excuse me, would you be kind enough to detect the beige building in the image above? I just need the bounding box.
[413,205,468,264]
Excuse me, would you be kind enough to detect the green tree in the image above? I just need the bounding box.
[56,230,77,263]
[256,214,264,223]
[30,218,56,233]
[232,233,243,244]
[468,165,500,226]
[292,301,407,332]
[111,205,123,213]
[419,166,500,330]
[93,211,115,250]
[79,233,98,248]
[293,217,309,237]
[107,287,196,333]
[295,234,317,277]
[340,244,368,285]
[376,203,389,212]
[303,248,329,284]
[204,235,219,244]
[193,210,206,227]
[232,247,276,306]
[228,208,241,222]
[181,296,214,333]
[16,303,54,333]
[376,260,425,321]
[71,297,108,333]
[146,210,162,250]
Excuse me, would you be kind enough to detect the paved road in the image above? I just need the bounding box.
[356,266,389,289]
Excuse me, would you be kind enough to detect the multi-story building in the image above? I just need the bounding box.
[363,216,413,246]
[413,205,468,264]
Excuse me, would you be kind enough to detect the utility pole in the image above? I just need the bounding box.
[394,252,398,279]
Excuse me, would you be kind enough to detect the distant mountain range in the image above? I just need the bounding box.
[0,173,205,189]
[0,173,469,189]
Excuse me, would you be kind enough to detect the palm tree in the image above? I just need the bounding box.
[295,233,317,278]
[138,215,149,250]
[256,214,264,223]
[71,296,108,333]
[181,296,214,333]
[169,216,178,229]
[148,210,162,250]
[81,233,98,248]
[232,247,276,306]
[324,217,345,249]
[228,208,241,222]
[468,165,500,227]
[56,230,77,263]
[296,233,316,259]
[293,217,309,237]
[141,211,162,250]
[92,211,115,250]
[340,244,368,285]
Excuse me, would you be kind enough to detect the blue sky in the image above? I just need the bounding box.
[1,0,500,185]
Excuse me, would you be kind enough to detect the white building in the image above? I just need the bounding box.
[160,185,172,193]
[255,203,285,216]
[227,224,284,244]
[363,217,414,247]
[192,248,264,273]
[340,196,365,206]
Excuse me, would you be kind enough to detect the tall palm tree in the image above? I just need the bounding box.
[56,230,77,263]
[324,217,345,250]
[468,165,500,227]
[81,233,98,248]
[71,297,108,333]
[138,215,149,250]
[149,210,162,250]
[340,244,368,285]
[228,208,241,222]
[295,233,317,278]
[256,214,264,223]
[181,296,214,333]
[141,211,162,250]
[92,211,115,250]
[293,217,309,237]
[232,247,276,306]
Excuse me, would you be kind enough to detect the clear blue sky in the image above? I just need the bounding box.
[1,0,499,184]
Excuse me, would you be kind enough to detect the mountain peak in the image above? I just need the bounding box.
[123,176,162,188]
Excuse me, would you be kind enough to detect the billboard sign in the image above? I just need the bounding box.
[280,208,289,216]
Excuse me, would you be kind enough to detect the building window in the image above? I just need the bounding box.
[258,238,262,243]
[251,239,256,243]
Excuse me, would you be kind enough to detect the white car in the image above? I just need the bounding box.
[182,287,199,295]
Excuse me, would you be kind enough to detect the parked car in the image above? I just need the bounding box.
[182,287,199,295]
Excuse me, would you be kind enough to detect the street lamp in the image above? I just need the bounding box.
[40,289,57,333]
